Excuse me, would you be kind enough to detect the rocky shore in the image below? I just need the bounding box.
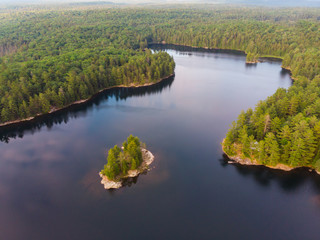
[99,148,155,189]
[222,139,320,174]
[225,153,296,171]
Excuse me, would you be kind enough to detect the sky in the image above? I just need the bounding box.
[1,0,320,7]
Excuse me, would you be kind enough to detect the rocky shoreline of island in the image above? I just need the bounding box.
[222,140,320,175]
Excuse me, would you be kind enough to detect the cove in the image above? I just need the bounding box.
[0,46,320,240]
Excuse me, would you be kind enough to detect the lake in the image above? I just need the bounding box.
[1,45,319,240]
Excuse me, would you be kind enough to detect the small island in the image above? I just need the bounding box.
[99,135,154,189]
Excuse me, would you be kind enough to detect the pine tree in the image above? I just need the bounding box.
[119,152,129,175]
[263,114,271,136]
[289,137,306,167]
[104,146,121,180]
[271,117,282,135]
[39,93,50,113]
[281,141,291,164]
[236,110,246,130]
[313,121,320,161]
[239,126,250,157]
[223,122,237,156]
[1,107,10,122]
[248,135,257,157]
[258,140,266,164]
[131,158,138,170]
[302,129,316,165]
[289,96,299,116]
[264,132,280,166]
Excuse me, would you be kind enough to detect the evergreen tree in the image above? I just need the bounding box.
[103,146,121,180]
[101,135,144,179]
[289,137,306,167]
[258,140,266,164]
[264,132,280,166]
[239,126,250,157]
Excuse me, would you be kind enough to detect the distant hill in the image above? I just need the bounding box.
[231,0,320,7]
[69,1,115,5]
[111,0,320,7]
[1,0,319,7]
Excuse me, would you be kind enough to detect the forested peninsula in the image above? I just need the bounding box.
[100,135,154,189]
[1,5,320,171]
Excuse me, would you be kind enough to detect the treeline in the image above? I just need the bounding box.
[0,50,174,122]
[101,135,144,180]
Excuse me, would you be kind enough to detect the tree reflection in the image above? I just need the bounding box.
[221,153,320,194]
[0,76,174,143]
[150,43,246,56]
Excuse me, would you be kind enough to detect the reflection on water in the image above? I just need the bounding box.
[151,43,246,56]
[221,154,320,194]
[0,76,174,143]
[245,62,258,68]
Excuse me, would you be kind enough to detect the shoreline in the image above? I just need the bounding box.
[0,73,174,129]
[222,139,320,175]
[151,42,295,80]
[150,42,246,56]
[100,148,155,189]
[281,66,296,81]
[151,42,285,62]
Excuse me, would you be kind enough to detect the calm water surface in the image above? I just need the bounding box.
[1,46,320,240]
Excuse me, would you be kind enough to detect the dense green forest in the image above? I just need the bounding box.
[101,135,144,180]
[0,8,176,124]
[1,5,320,170]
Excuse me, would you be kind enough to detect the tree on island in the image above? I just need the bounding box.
[101,135,144,181]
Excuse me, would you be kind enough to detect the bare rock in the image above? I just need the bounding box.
[99,173,122,189]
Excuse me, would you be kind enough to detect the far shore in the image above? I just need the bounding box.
[149,42,247,56]
[0,73,174,129]
[151,42,294,81]
[100,148,155,189]
[222,139,320,175]
[245,61,259,64]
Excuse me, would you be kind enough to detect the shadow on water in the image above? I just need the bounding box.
[121,170,148,188]
[281,67,292,77]
[102,171,148,195]
[150,43,246,56]
[0,76,174,143]
[221,154,320,194]
[245,63,258,68]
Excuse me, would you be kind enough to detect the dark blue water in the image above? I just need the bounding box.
[1,46,319,240]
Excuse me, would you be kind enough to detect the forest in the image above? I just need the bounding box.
[101,135,144,180]
[0,8,176,124]
[0,5,320,170]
